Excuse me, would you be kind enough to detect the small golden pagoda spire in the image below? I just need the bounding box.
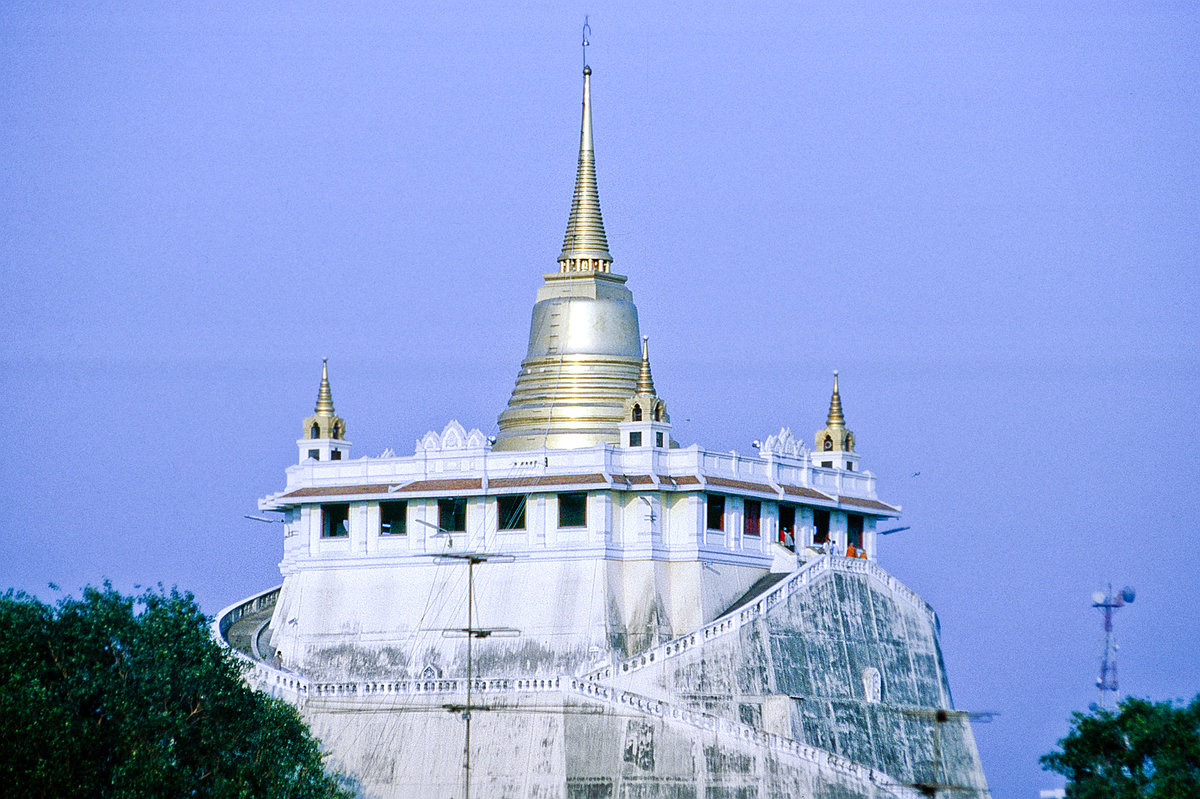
[299,360,348,460]
[636,336,656,395]
[315,358,335,415]
[815,370,853,454]
[826,370,844,428]
[557,65,613,273]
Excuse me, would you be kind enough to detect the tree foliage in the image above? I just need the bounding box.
[1041,695,1200,799]
[0,584,352,798]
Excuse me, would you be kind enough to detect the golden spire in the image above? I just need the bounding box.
[557,65,613,273]
[315,358,335,415]
[493,47,645,452]
[636,336,656,395]
[826,370,844,427]
[302,358,347,444]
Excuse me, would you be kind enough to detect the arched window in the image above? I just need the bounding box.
[653,404,662,422]
[332,423,340,439]
[823,435,833,451]
[632,404,642,422]
[311,423,320,439]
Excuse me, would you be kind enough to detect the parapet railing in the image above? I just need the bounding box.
[212,590,576,704]
[581,555,938,683]
[307,675,565,699]
[566,679,923,799]
[215,584,281,639]
[212,586,314,703]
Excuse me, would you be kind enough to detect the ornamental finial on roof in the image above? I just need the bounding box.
[636,336,656,395]
[826,370,844,427]
[557,43,613,274]
[315,358,335,415]
[815,370,853,454]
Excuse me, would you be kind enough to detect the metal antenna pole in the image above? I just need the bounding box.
[1092,583,1135,709]
[1098,591,1116,703]
[430,547,519,799]
[582,16,591,70]
[464,557,473,799]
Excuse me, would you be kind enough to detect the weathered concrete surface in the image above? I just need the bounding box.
[302,691,910,799]
[224,562,988,797]
[614,570,989,797]
[268,557,766,682]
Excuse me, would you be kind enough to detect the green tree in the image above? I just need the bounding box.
[0,584,353,798]
[1041,695,1200,799]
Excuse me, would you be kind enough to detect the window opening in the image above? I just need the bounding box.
[779,505,796,549]
[380,500,407,535]
[498,495,527,530]
[813,509,830,544]
[558,492,587,528]
[331,450,342,461]
[321,503,349,538]
[311,423,320,439]
[438,498,467,532]
[307,449,320,461]
[628,431,642,447]
[655,431,664,447]
[654,405,662,421]
[706,494,726,531]
[823,435,833,451]
[631,404,642,422]
[743,499,761,537]
[848,514,864,549]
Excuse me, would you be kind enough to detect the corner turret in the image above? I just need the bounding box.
[618,337,672,449]
[298,359,350,463]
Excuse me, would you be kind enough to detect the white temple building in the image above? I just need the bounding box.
[216,57,989,799]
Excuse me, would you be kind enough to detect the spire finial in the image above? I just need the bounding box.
[637,336,656,395]
[582,16,591,71]
[315,358,335,415]
[557,29,612,274]
[826,370,845,427]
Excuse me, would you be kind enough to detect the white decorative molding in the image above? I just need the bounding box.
[415,420,492,453]
[762,427,809,460]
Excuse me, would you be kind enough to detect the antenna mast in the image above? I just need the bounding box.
[582,16,591,70]
[434,549,519,799]
[1092,583,1135,708]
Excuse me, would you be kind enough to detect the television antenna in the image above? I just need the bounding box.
[1092,583,1135,708]
[876,706,996,797]
[431,546,519,799]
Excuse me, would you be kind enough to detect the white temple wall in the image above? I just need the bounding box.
[269,558,616,680]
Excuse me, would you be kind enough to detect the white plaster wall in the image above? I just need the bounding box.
[270,557,615,679]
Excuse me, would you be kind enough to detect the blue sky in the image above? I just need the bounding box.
[3,3,1197,796]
